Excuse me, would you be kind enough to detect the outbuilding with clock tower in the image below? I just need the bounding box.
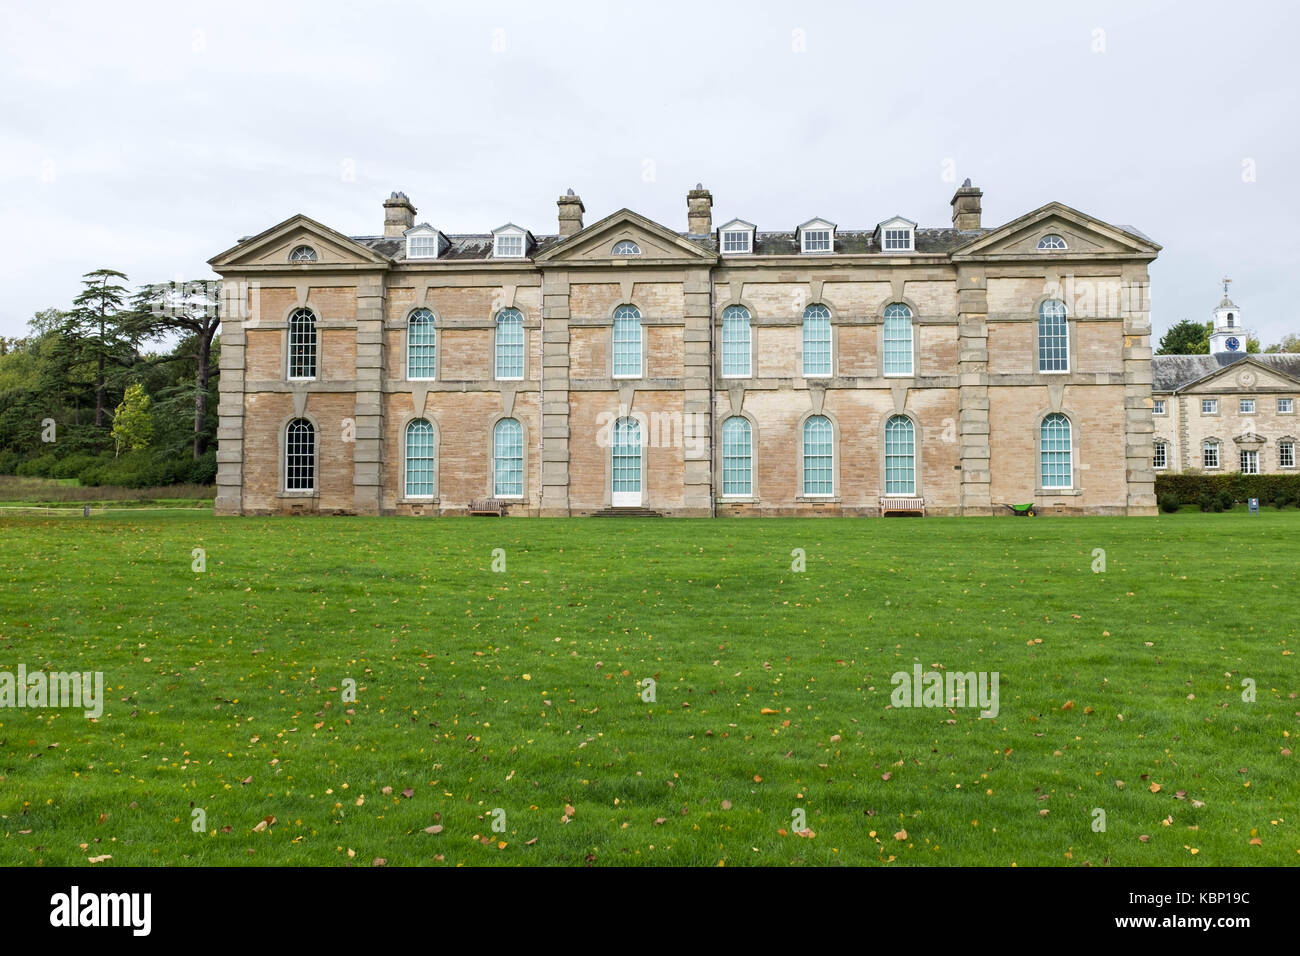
[1151,281,1300,475]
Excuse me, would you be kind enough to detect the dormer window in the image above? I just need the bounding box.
[491,223,531,259]
[1037,234,1067,251]
[875,217,916,253]
[797,219,835,254]
[405,223,446,260]
[718,219,756,255]
[612,240,641,256]
[289,245,317,262]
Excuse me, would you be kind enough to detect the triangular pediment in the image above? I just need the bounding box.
[951,202,1161,260]
[1181,357,1300,393]
[534,209,716,264]
[209,214,390,270]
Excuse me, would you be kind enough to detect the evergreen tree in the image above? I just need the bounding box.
[1156,319,1212,354]
[64,269,133,427]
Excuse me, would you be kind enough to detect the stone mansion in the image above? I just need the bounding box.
[208,181,1162,517]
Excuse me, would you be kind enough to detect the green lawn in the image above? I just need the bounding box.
[0,512,1295,867]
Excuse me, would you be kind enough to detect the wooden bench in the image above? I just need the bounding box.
[468,498,508,516]
[880,496,925,517]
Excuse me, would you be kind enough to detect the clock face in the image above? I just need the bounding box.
[1225,337,1241,351]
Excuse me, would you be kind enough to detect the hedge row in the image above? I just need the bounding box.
[5,450,216,488]
[1155,472,1300,503]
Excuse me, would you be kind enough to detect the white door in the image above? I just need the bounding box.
[611,417,642,507]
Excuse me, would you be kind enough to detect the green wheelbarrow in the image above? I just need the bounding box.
[1002,503,1036,517]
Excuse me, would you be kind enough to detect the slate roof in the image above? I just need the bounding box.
[350,226,985,261]
[1153,353,1300,392]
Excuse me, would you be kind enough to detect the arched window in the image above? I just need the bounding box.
[493,418,523,497]
[803,305,832,377]
[285,419,315,491]
[407,309,436,380]
[721,306,751,377]
[721,417,752,497]
[405,419,436,497]
[802,415,833,496]
[288,308,317,379]
[884,415,916,495]
[612,305,643,377]
[1040,413,1073,489]
[495,308,525,380]
[612,240,641,256]
[611,417,642,506]
[1037,234,1067,251]
[1038,300,1069,372]
[289,245,318,262]
[1226,313,1235,327]
[883,304,913,376]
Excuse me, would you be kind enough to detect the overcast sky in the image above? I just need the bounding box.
[1,0,1296,343]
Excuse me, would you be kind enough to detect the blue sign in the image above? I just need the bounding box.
[1249,497,1259,514]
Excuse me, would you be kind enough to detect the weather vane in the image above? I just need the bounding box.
[1223,276,1232,297]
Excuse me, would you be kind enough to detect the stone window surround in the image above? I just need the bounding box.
[610,305,645,380]
[717,410,761,503]
[796,409,840,501]
[489,413,529,501]
[1278,436,1297,469]
[880,300,917,379]
[1200,398,1219,416]
[396,414,440,503]
[801,303,836,379]
[601,410,650,508]
[1278,397,1294,414]
[494,307,527,381]
[1202,437,1222,470]
[1034,409,1082,496]
[879,409,924,498]
[1032,295,1072,375]
[284,305,320,382]
[719,304,753,380]
[277,413,320,498]
[1152,438,1169,470]
[404,307,439,382]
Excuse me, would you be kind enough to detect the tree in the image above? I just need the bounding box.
[64,269,133,427]
[1246,336,1261,354]
[111,383,154,455]
[1156,319,1212,354]
[1264,333,1300,353]
[127,280,221,458]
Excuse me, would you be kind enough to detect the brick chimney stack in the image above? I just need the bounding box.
[950,179,982,231]
[383,191,416,237]
[558,188,585,237]
[687,183,713,235]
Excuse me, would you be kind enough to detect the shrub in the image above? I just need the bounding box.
[1274,495,1290,510]
[15,455,58,478]
[1158,494,1180,513]
[1156,471,1300,504]
[1216,490,1235,511]
[1197,492,1215,513]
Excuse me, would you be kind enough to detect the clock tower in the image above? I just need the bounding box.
[1209,277,1250,355]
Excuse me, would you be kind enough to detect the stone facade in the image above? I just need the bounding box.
[208,182,1162,517]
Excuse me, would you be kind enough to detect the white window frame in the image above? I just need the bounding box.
[1278,398,1294,414]
[721,230,752,254]
[802,305,832,378]
[1039,413,1073,490]
[1201,399,1218,415]
[493,418,524,499]
[882,227,914,252]
[720,416,753,498]
[1239,398,1256,414]
[404,419,437,499]
[1153,441,1167,470]
[612,306,643,378]
[1037,234,1068,251]
[494,308,525,381]
[406,308,437,381]
[1280,440,1296,468]
[406,232,441,260]
[882,303,914,377]
[612,240,641,256]
[1202,441,1220,469]
[284,419,316,492]
[1037,300,1070,373]
[289,244,318,262]
[720,306,751,379]
[800,229,832,254]
[801,416,834,497]
[1240,449,1259,474]
[494,233,525,258]
[1152,399,1166,415]
[287,307,318,381]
